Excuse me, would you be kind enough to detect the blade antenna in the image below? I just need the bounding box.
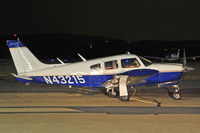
[56,57,64,64]
[78,53,87,62]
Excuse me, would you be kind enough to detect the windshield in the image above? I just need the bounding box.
[139,56,152,66]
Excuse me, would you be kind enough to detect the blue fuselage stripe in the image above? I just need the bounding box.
[16,71,183,87]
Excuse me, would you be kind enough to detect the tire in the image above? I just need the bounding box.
[107,89,118,98]
[173,92,182,100]
[119,95,130,101]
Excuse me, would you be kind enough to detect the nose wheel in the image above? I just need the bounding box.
[168,85,182,100]
[173,92,182,100]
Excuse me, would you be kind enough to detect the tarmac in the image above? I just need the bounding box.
[0,60,200,133]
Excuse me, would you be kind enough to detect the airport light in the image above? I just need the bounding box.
[50,59,55,62]
[64,59,68,62]
[89,43,93,48]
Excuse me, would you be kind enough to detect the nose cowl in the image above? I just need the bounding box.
[183,66,195,72]
[147,63,185,72]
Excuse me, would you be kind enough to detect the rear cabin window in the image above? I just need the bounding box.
[121,58,140,68]
[90,63,101,70]
[104,60,118,70]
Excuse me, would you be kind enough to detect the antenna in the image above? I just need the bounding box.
[56,57,64,64]
[78,53,87,62]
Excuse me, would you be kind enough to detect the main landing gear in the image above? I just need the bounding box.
[105,77,182,101]
[107,88,118,98]
[105,75,130,101]
[167,85,182,100]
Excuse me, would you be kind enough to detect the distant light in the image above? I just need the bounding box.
[193,57,196,60]
[126,59,129,63]
[89,44,93,48]
[50,59,55,62]
[64,59,68,62]
[13,34,17,37]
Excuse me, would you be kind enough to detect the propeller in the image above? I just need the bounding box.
[181,64,195,81]
[181,48,195,72]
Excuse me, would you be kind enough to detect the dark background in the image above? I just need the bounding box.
[1,0,200,61]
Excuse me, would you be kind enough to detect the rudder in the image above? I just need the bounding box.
[6,40,48,74]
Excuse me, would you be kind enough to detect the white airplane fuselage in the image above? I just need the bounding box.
[17,54,184,88]
[7,40,185,101]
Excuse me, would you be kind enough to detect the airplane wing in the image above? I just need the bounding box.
[102,69,159,87]
[144,56,167,60]
[180,56,200,59]
[123,69,159,85]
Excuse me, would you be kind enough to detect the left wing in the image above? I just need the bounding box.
[180,56,200,59]
[102,69,158,87]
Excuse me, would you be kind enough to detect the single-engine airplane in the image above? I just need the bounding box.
[7,40,187,101]
[144,48,200,66]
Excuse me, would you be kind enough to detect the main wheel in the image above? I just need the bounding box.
[119,95,130,101]
[173,92,182,100]
[107,89,118,98]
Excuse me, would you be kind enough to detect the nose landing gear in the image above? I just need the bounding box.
[168,85,182,100]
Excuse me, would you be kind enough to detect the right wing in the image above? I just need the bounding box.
[144,56,167,60]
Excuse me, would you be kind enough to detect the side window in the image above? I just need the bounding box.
[121,58,140,68]
[105,60,118,70]
[90,63,101,70]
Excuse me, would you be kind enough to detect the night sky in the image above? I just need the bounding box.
[1,0,200,41]
[1,0,200,61]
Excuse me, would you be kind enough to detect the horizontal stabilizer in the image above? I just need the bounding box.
[11,73,33,80]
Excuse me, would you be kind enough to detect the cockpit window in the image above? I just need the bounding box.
[90,63,101,70]
[121,58,140,68]
[104,60,118,70]
[139,56,152,66]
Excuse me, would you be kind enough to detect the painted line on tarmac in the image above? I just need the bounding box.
[0,106,81,114]
[0,108,80,112]
[0,106,200,114]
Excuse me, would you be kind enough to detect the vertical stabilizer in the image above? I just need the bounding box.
[6,40,48,74]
